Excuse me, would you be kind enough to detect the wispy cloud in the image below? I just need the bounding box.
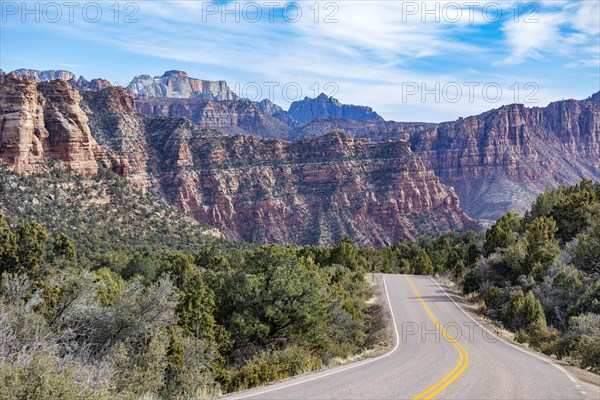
[500,1,599,66]
[60,63,84,68]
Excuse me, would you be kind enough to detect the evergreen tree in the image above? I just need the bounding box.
[412,250,434,275]
[52,232,76,260]
[465,243,480,266]
[503,290,546,330]
[16,220,48,276]
[524,217,560,277]
[453,258,465,281]
[572,223,600,274]
[463,270,478,294]
[484,212,522,256]
[328,236,363,272]
[0,214,19,275]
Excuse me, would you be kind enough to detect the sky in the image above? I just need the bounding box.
[1,0,599,122]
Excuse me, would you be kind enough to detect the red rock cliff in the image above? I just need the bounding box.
[84,87,474,245]
[0,74,127,175]
[293,95,600,220]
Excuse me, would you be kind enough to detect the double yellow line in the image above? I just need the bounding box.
[406,276,469,400]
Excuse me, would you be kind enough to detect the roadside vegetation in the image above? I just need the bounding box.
[471,180,600,373]
[1,164,598,399]
[365,180,600,373]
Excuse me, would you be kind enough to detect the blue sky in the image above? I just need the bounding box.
[1,0,599,121]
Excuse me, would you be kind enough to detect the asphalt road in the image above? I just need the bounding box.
[224,274,599,400]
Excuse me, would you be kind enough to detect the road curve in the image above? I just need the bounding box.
[223,274,599,400]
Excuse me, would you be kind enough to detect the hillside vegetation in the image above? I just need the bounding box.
[0,166,387,399]
[473,180,600,371]
[0,164,239,260]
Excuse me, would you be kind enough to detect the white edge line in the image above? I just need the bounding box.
[429,276,578,384]
[227,274,401,399]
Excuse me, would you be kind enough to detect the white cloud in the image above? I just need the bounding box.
[500,1,599,65]
[60,63,84,68]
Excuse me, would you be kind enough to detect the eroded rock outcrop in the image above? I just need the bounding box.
[127,70,238,100]
[0,74,127,175]
[12,69,76,82]
[11,69,114,92]
[70,77,113,91]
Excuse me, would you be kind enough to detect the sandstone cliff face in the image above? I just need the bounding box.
[127,70,238,100]
[81,87,159,189]
[84,87,473,245]
[287,93,384,126]
[291,96,600,220]
[148,131,473,245]
[0,74,127,175]
[134,97,292,139]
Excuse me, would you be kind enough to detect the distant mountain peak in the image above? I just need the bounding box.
[288,93,383,125]
[161,70,188,78]
[9,68,111,92]
[316,92,338,101]
[127,71,237,100]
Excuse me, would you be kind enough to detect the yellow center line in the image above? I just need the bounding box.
[406,276,469,400]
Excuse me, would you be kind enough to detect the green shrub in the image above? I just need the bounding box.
[0,349,112,400]
[503,290,546,331]
[230,346,322,391]
[484,286,502,309]
[463,270,478,294]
